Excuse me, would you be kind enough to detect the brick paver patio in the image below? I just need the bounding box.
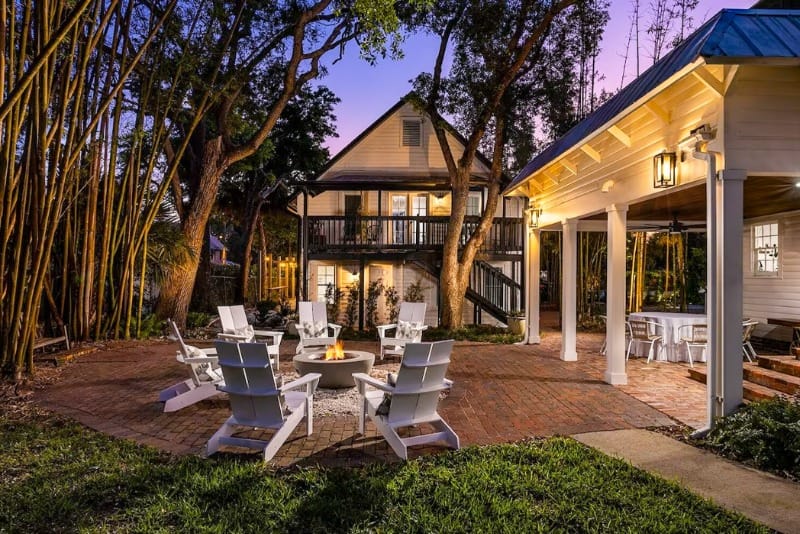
[34,326,709,467]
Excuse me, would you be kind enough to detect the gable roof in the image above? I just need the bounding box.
[504,9,800,194]
[314,92,495,181]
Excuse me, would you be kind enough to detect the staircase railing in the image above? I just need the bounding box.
[468,260,522,322]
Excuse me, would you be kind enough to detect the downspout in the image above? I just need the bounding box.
[690,144,722,439]
[519,197,531,344]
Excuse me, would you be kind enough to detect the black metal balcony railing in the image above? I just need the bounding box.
[306,215,523,255]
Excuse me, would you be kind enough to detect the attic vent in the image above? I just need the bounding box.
[402,120,422,147]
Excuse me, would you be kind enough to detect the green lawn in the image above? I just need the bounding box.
[1,411,766,533]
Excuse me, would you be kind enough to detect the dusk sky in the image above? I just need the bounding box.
[318,0,753,155]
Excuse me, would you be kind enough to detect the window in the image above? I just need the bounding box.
[466,192,482,216]
[317,265,335,302]
[402,120,421,147]
[753,222,779,275]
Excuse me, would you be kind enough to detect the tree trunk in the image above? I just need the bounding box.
[237,200,263,304]
[155,138,225,328]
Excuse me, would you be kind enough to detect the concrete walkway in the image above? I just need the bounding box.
[575,429,800,534]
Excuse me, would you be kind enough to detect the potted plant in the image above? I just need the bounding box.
[507,310,526,335]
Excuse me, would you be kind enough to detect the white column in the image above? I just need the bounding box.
[605,204,628,385]
[526,228,541,344]
[561,219,578,361]
[716,169,746,415]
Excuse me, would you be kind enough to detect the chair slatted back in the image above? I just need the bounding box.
[230,305,249,330]
[168,319,192,358]
[388,340,454,425]
[218,306,235,334]
[398,302,426,323]
[215,341,285,428]
[628,320,653,340]
[690,324,708,343]
[298,301,328,327]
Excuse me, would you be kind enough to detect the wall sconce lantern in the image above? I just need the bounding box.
[653,151,677,188]
[526,206,542,229]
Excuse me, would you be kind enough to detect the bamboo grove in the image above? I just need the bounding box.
[0,0,184,377]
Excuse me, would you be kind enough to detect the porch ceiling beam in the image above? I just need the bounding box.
[580,143,602,163]
[561,158,578,175]
[527,179,543,194]
[541,168,560,186]
[644,101,670,124]
[607,125,631,147]
[692,65,724,96]
[723,65,739,94]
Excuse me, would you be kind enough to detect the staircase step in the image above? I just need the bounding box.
[744,364,800,396]
[687,367,781,402]
[757,354,800,378]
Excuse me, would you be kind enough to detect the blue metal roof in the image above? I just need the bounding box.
[505,9,800,194]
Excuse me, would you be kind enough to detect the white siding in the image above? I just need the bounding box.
[743,212,800,342]
[320,102,491,179]
[725,66,800,174]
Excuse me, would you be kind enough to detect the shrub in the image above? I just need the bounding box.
[424,324,523,344]
[325,283,343,323]
[343,283,360,329]
[404,278,427,303]
[705,395,800,478]
[132,314,164,338]
[384,285,400,323]
[186,312,211,329]
[365,278,384,330]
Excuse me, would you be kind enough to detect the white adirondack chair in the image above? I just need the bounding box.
[295,301,342,354]
[377,302,428,360]
[217,305,283,369]
[207,341,321,462]
[159,319,224,412]
[352,340,460,460]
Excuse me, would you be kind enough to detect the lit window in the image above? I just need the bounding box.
[317,265,336,302]
[402,120,421,147]
[466,193,482,216]
[753,222,779,275]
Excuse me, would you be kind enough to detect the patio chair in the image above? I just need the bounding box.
[296,301,342,354]
[677,323,707,368]
[743,320,759,362]
[159,319,224,412]
[207,341,321,462]
[377,302,428,360]
[626,319,664,363]
[217,305,283,369]
[352,340,460,460]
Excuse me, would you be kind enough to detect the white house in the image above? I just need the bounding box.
[295,94,526,328]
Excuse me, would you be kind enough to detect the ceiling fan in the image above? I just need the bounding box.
[631,215,705,234]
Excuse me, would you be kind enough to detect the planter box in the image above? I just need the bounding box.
[508,317,526,335]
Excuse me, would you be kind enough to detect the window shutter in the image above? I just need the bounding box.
[402,120,421,147]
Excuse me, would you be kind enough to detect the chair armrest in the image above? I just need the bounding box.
[282,372,321,396]
[182,355,219,365]
[328,323,342,338]
[377,324,397,336]
[352,373,394,394]
[217,333,250,342]
[254,330,283,345]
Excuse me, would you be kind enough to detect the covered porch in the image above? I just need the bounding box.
[506,9,800,429]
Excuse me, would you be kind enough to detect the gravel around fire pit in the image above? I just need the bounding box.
[283,364,399,416]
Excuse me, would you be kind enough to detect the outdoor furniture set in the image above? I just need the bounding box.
[621,312,761,367]
[160,302,459,462]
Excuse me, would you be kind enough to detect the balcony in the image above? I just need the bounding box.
[306,215,524,257]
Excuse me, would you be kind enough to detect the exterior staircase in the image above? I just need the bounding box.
[688,355,800,401]
[411,259,522,324]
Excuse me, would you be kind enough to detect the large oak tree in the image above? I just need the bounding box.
[413,0,608,328]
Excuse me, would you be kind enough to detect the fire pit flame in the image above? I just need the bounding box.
[324,340,345,361]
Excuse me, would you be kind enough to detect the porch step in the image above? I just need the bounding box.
[744,364,800,396]
[757,354,800,378]
[687,367,781,402]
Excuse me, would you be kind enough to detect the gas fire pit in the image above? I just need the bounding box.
[293,341,374,388]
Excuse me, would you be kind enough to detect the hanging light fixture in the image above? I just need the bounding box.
[653,151,677,188]
[526,206,542,229]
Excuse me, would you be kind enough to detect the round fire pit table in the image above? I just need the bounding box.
[293,350,375,389]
